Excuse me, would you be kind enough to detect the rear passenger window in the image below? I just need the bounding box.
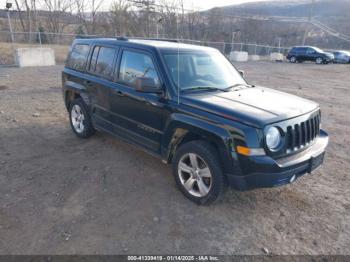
[118,51,160,87]
[89,46,116,77]
[66,44,90,71]
[299,47,307,53]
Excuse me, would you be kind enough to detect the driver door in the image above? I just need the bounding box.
[109,48,167,154]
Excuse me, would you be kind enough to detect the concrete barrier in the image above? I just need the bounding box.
[249,55,260,61]
[229,51,248,62]
[270,52,284,62]
[16,48,56,67]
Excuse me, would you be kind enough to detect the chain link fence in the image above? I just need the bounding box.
[0,30,294,65]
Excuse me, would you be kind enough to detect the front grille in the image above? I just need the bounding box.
[285,112,321,153]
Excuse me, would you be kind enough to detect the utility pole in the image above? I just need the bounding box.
[130,0,156,37]
[6,0,14,44]
[302,0,315,45]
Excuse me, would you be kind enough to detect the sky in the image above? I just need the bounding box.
[0,0,286,12]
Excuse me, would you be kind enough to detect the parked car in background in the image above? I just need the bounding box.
[332,50,350,63]
[287,46,334,64]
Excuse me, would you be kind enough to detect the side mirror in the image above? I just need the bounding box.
[134,77,162,93]
[238,70,245,77]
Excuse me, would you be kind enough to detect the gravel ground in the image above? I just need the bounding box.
[0,62,349,255]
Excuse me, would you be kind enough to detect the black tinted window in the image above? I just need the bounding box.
[66,44,90,71]
[118,51,160,87]
[93,47,116,77]
[306,48,315,54]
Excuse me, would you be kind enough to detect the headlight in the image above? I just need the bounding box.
[266,126,281,151]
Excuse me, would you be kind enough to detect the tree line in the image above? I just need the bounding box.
[1,0,349,49]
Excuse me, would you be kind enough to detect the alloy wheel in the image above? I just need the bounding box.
[71,104,85,133]
[316,57,323,64]
[178,153,212,197]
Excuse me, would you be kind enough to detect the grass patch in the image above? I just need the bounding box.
[0,42,69,65]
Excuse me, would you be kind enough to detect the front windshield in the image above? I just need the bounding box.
[162,50,246,91]
[313,47,324,53]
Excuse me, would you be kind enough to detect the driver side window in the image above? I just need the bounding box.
[307,48,315,54]
[118,50,160,88]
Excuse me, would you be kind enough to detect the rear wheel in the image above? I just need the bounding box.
[69,98,95,138]
[289,56,297,63]
[172,141,227,205]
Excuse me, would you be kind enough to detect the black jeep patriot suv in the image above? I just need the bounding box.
[62,38,329,204]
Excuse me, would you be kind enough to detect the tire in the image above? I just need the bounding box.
[289,56,297,63]
[69,98,95,138]
[172,140,227,205]
[315,57,323,64]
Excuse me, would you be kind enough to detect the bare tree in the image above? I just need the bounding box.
[74,0,105,35]
[14,0,34,32]
[13,0,39,41]
[42,0,74,35]
[108,0,133,36]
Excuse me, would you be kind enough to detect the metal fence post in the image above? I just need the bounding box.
[38,31,42,46]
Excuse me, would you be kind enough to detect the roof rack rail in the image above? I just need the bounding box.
[131,37,180,43]
[116,36,129,41]
[75,35,100,39]
[74,36,180,43]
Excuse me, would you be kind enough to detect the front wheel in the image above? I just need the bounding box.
[172,141,227,205]
[315,57,324,64]
[69,98,95,138]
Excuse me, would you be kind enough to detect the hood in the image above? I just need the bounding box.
[181,86,319,127]
[324,52,334,58]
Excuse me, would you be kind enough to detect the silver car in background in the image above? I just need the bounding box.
[332,50,350,63]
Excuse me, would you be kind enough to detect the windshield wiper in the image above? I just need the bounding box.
[224,83,254,91]
[181,86,227,92]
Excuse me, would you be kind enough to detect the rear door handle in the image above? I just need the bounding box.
[84,80,93,87]
[113,89,125,97]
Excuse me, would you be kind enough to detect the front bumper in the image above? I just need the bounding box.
[227,130,329,190]
[325,56,334,62]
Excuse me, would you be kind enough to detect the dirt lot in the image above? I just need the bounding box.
[0,62,349,255]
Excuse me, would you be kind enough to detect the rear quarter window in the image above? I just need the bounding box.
[66,44,90,71]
